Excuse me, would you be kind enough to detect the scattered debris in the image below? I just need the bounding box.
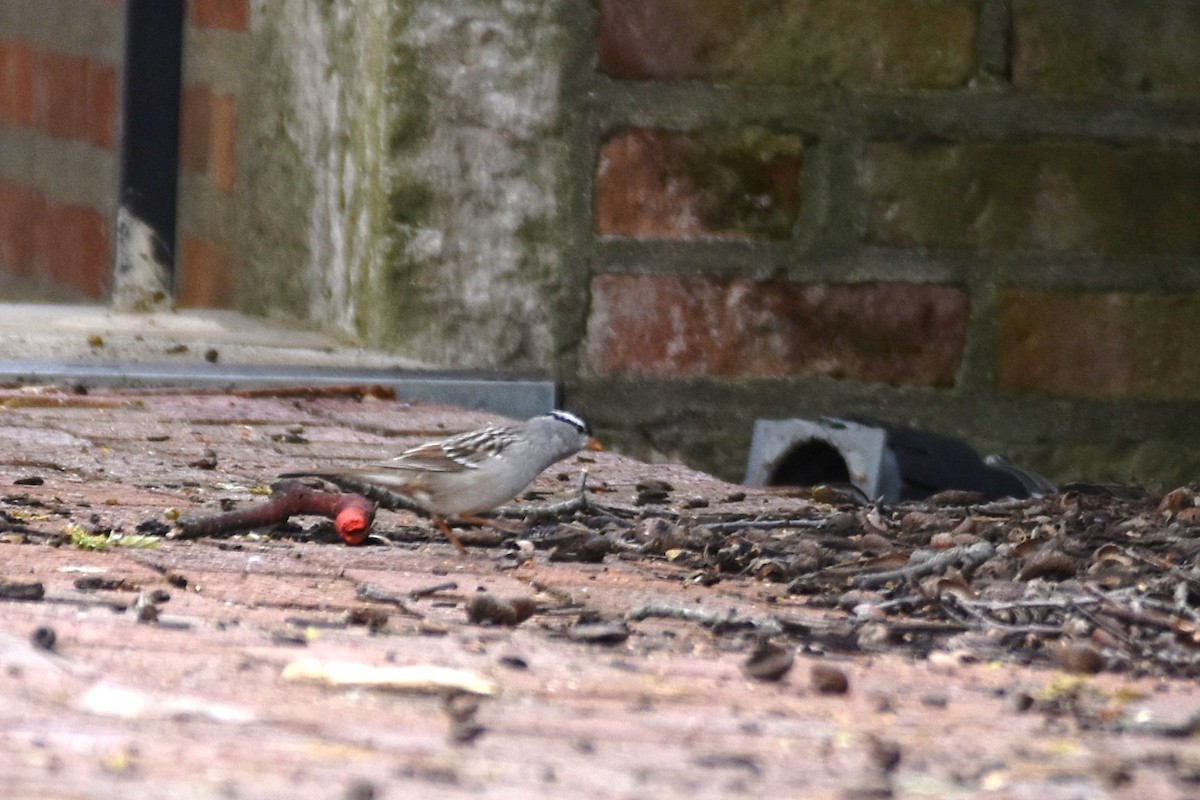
[405,581,459,601]
[1054,641,1106,674]
[79,682,256,724]
[271,427,309,445]
[443,692,487,745]
[627,603,782,637]
[354,584,421,617]
[866,734,902,773]
[4,389,1200,798]
[269,629,310,646]
[634,478,673,505]
[497,654,528,670]
[545,529,611,563]
[30,625,56,651]
[466,592,537,626]
[565,620,630,646]
[344,779,378,800]
[133,591,161,624]
[189,449,219,470]
[692,752,761,775]
[741,639,795,682]
[810,663,850,695]
[67,524,160,551]
[346,607,389,633]
[281,659,499,697]
[0,580,45,601]
[73,576,129,592]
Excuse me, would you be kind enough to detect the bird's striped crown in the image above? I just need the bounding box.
[548,409,590,436]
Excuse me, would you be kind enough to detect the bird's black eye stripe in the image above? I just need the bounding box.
[549,410,590,436]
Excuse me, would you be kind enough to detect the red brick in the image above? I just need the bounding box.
[586,274,967,385]
[177,234,235,308]
[1013,0,1200,97]
[0,40,36,126]
[86,63,117,148]
[0,182,46,277]
[598,0,976,90]
[998,289,1200,400]
[0,187,112,298]
[11,46,114,146]
[866,141,1200,255]
[35,202,110,298]
[180,84,237,190]
[209,91,237,192]
[179,83,213,175]
[34,51,90,140]
[595,128,803,240]
[190,0,249,31]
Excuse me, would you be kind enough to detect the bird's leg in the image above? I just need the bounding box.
[456,514,524,534]
[433,517,468,555]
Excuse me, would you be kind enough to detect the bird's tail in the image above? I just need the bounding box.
[277,471,429,515]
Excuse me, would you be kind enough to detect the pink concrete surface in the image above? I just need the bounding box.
[0,386,1197,799]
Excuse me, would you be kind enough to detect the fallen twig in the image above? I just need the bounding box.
[406,581,459,600]
[492,493,590,520]
[852,542,995,589]
[938,594,1070,636]
[694,517,830,535]
[626,602,783,637]
[493,472,593,520]
[173,480,375,545]
[354,583,420,616]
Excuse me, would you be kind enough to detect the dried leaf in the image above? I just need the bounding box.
[1018,550,1076,582]
[741,640,794,682]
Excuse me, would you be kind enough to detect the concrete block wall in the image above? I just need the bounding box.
[0,0,122,300]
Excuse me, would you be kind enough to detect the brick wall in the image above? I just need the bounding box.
[567,0,1200,485]
[174,0,246,308]
[0,0,245,306]
[0,3,122,300]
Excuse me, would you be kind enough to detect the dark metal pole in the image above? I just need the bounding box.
[114,0,184,304]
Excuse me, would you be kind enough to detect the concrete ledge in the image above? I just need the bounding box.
[0,304,558,419]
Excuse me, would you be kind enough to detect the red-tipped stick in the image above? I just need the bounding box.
[174,480,376,545]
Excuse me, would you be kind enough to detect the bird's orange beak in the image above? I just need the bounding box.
[586,437,604,451]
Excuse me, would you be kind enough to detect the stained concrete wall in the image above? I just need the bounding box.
[179,0,571,369]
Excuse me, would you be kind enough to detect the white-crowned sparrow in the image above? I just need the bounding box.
[281,410,601,546]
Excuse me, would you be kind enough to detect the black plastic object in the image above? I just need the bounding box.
[744,417,1054,502]
[883,425,1032,501]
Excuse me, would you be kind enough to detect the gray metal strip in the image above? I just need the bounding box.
[0,359,558,420]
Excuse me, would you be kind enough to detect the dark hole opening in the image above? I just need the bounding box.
[767,440,850,487]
